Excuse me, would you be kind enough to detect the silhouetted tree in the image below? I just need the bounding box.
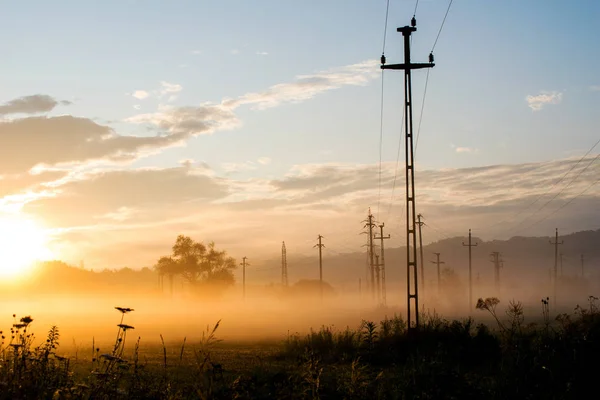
[156,235,236,295]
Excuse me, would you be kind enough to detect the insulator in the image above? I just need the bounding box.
[429,52,434,63]
[411,16,416,27]
[380,54,386,65]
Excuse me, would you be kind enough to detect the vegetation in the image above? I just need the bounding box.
[1,296,599,399]
[154,235,237,297]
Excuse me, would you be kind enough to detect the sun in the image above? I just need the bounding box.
[0,216,54,278]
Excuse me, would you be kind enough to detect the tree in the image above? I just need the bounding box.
[154,256,180,296]
[155,235,236,296]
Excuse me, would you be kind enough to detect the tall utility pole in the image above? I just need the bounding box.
[381,18,434,330]
[374,223,391,306]
[490,251,503,293]
[281,241,288,287]
[375,254,381,302]
[241,256,249,300]
[314,235,325,301]
[462,229,478,311]
[417,214,425,297]
[431,252,445,295]
[361,209,377,300]
[549,228,563,312]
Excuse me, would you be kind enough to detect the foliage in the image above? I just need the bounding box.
[155,235,236,294]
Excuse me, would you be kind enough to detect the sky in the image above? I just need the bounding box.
[0,0,599,271]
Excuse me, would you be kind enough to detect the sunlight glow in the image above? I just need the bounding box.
[0,216,54,278]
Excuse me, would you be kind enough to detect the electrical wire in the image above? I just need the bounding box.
[414,68,430,157]
[386,107,406,222]
[413,0,420,17]
[431,0,454,52]
[377,0,391,221]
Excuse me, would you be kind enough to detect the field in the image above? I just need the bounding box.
[0,294,598,399]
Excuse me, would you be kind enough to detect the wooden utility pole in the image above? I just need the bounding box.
[374,223,391,306]
[462,229,478,311]
[381,18,434,330]
[314,235,325,301]
[431,252,445,295]
[241,256,249,300]
[549,228,563,312]
[417,214,425,297]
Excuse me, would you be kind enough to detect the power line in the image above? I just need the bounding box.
[414,68,430,157]
[377,0,391,220]
[386,107,406,222]
[509,154,599,235]
[413,0,420,17]
[431,0,454,52]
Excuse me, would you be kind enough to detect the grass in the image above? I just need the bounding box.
[1,296,599,399]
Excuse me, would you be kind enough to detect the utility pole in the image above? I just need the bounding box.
[431,252,445,295]
[241,256,249,300]
[381,18,434,330]
[375,254,381,303]
[374,223,391,306]
[490,251,503,294]
[314,235,325,301]
[417,214,425,297]
[361,209,377,300]
[549,228,563,312]
[281,241,288,287]
[462,229,478,311]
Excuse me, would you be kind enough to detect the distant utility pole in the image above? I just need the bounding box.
[374,223,391,306]
[462,229,478,311]
[381,18,434,330]
[431,252,445,295]
[314,235,325,301]
[281,241,289,287]
[241,256,249,300]
[490,251,503,293]
[361,209,377,300]
[549,228,563,312]
[581,254,585,278]
[417,214,425,297]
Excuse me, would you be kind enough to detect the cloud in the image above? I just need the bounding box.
[455,147,479,154]
[256,51,268,56]
[13,156,599,269]
[0,115,202,175]
[257,157,272,165]
[526,91,563,111]
[131,90,150,100]
[128,60,378,137]
[22,166,229,227]
[133,104,141,110]
[0,94,69,116]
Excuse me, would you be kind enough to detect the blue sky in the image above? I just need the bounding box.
[0,0,598,269]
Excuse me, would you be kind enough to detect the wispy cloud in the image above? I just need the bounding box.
[256,51,268,56]
[455,146,479,154]
[526,91,563,111]
[131,90,149,100]
[257,157,272,165]
[190,50,202,55]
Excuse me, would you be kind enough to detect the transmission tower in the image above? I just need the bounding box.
[374,223,390,306]
[281,241,288,287]
[381,19,434,330]
[549,228,563,312]
[361,209,377,300]
[431,252,445,295]
[314,235,325,301]
[462,229,478,312]
[489,251,503,294]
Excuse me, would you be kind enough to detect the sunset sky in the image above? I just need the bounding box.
[0,0,599,270]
